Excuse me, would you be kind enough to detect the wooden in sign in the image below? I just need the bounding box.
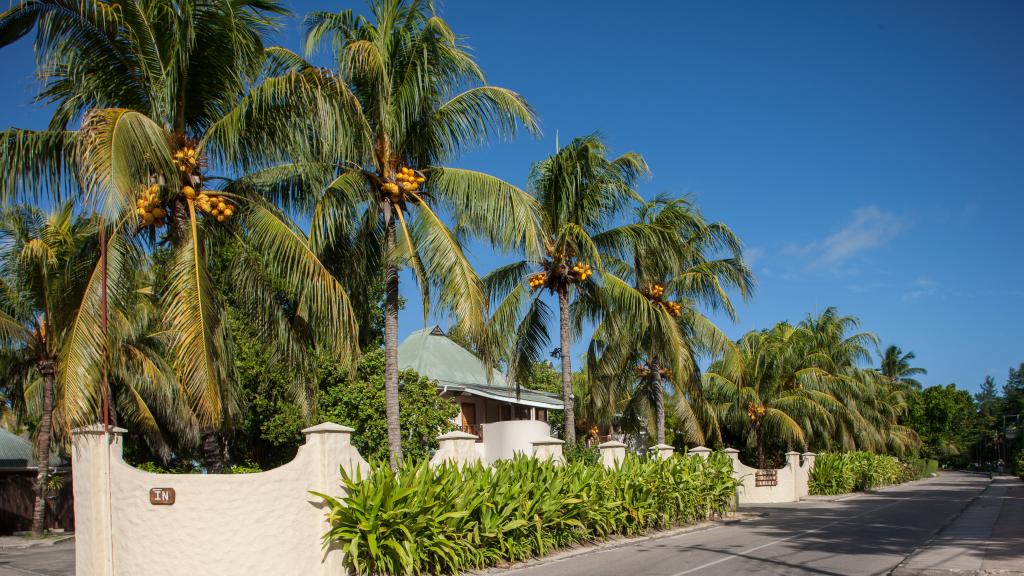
[754,469,778,487]
[149,487,176,505]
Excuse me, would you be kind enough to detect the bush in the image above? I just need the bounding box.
[1015,451,1024,480]
[809,452,910,495]
[315,453,739,575]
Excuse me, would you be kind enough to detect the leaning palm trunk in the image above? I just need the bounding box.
[383,223,403,470]
[558,289,575,444]
[31,359,55,537]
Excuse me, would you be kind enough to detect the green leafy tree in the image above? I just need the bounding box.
[906,383,977,461]
[318,349,457,463]
[0,0,358,471]
[301,0,539,467]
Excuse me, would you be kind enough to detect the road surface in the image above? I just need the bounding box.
[503,472,1018,576]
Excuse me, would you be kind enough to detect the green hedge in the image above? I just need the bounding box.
[809,452,920,495]
[315,453,738,575]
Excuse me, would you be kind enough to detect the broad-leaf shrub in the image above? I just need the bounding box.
[809,452,919,495]
[315,453,738,575]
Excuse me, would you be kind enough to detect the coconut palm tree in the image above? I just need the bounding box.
[298,0,541,467]
[589,196,753,446]
[879,345,927,390]
[481,133,648,444]
[0,0,358,470]
[0,204,176,535]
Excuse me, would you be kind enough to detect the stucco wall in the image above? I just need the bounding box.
[481,420,552,463]
[722,449,811,504]
[72,423,367,576]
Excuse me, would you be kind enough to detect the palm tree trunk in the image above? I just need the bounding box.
[201,427,225,473]
[384,221,404,470]
[558,289,575,445]
[171,195,227,474]
[31,359,56,537]
[651,358,665,445]
[756,426,766,469]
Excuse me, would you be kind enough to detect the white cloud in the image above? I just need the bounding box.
[902,277,939,302]
[820,206,903,265]
[744,246,765,267]
[780,206,903,274]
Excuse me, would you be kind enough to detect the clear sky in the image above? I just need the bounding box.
[2,1,1021,392]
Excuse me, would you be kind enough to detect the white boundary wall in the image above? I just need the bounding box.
[72,422,368,576]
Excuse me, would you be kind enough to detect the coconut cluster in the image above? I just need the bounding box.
[661,300,682,317]
[747,403,767,421]
[136,183,167,228]
[570,262,593,281]
[527,272,546,289]
[381,167,425,202]
[173,146,200,173]
[195,192,235,222]
[648,283,666,298]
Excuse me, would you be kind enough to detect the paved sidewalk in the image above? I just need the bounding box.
[894,475,1024,575]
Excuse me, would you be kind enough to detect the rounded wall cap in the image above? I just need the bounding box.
[650,443,674,450]
[802,452,816,456]
[688,445,712,453]
[598,440,627,448]
[723,448,740,454]
[437,430,479,441]
[302,422,355,435]
[73,424,127,436]
[532,437,565,446]
[785,450,801,456]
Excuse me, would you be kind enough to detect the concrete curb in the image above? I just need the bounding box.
[0,534,74,549]
[469,513,758,575]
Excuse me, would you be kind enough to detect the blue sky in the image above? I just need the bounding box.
[2,1,1021,392]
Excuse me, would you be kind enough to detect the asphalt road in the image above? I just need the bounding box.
[503,472,998,576]
[0,472,1012,576]
[0,540,74,576]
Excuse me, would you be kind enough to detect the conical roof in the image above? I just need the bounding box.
[398,326,563,409]
[0,427,62,470]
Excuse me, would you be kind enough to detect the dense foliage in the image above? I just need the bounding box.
[318,350,458,463]
[316,453,738,575]
[808,452,926,495]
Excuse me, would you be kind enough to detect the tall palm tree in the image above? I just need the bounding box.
[590,196,753,446]
[0,0,358,470]
[879,345,927,390]
[482,133,648,444]
[301,0,540,466]
[0,205,172,535]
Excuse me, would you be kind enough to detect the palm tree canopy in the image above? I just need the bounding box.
[0,0,359,433]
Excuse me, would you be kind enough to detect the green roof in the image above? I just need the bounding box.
[0,427,62,470]
[398,326,564,410]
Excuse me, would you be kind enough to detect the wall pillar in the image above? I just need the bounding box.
[786,451,802,502]
[429,430,483,468]
[301,423,368,576]
[687,445,712,460]
[72,424,126,576]
[531,437,565,465]
[650,443,675,461]
[798,452,816,499]
[598,440,627,468]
